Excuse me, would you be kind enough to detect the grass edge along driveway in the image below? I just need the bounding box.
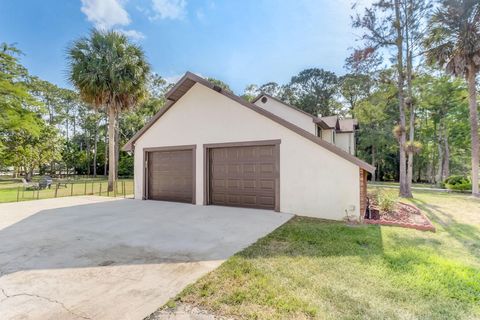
[166,190,480,320]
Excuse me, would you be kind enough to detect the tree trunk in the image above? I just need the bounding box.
[371,145,376,182]
[73,112,76,137]
[115,112,120,180]
[26,168,33,182]
[436,123,444,186]
[467,65,479,196]
[86,130,91,177]
[443,127,450,179]
[406,97,414,195]
[404,8,414,198]
[107,105,117,192]
[394,0,409,197]
[104,116,108,177]
[406,133,414,190]
[427,157,434,184]
[93,114,98,178]
[66,113,69,176]
[417,162,422,183]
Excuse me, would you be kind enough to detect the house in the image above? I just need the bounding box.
[123,72,374,220]
[252,93,358,155]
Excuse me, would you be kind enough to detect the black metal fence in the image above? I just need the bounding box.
[15,179,134,202]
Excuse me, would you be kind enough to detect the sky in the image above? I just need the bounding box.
[0,0,370,94]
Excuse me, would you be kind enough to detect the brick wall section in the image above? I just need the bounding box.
[359,168,367,219]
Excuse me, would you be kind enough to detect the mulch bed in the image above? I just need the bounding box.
[364,201,435,232]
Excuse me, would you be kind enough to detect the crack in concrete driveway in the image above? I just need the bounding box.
[0,288,91,319]
[0,196,293,320]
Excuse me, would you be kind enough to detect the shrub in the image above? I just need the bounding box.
[444,175,472,191]
[445,175,466,185]
[378,190,397,213]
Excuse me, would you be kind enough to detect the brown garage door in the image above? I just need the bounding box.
[209,144,277,210]
[146,148,194,203]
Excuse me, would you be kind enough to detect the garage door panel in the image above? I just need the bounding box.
[227,179,241,189]
[212,179,226,188]
[259,180,274,190]
[209,144,277,210]
[211,193,225,203]
[258,146,274,157]
[147,149,194,203]
[212,164,227,176]
[227,195,242,204]
[212,148,227,160]
[227,164,241,175]
[259,196,275,206]
[243,180,256,189]
[243,164,255,174]
[260,164,274,174]
[242,195,257,205]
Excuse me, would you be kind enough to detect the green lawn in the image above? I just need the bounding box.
[171,190,480,319]
[369,181,441,189]
[0,177,134,203]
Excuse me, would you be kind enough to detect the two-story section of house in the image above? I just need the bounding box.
[252,93,358,155]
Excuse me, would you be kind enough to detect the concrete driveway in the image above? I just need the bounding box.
[0,196,292,320]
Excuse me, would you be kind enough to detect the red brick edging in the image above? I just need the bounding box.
[363,202,436,232]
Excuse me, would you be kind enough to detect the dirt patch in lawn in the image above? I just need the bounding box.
[365,201,435,232]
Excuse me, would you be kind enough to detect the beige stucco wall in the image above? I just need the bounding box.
[321,129,334,144]
[133,83,360,220]
[254,96,316,135]
[335,132,355,155]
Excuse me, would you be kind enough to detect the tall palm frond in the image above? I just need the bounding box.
[424,0,480,77]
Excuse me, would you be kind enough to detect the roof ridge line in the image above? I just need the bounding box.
[123,72,374,173]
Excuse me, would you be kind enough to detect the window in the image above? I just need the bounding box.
[317,126,322,138]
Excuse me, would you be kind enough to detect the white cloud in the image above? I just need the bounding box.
[80,0,145,40]
[80,0,130,29]
[118,29,146,40]
[151,0,187,20]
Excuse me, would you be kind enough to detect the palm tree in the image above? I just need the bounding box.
[424,0,480,196]
[68,30,150,191]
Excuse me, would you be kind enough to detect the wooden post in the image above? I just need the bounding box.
[70,183,74,196]
[123,181,126,198]
[55,183,59,198]
[107,185,109,197]
[84,181,87,195]
[16,187,20,202]
[91,181,94,195]
[99,183,102,196]
[114,181,117,197]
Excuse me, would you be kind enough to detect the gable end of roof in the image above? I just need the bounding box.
[123,72,375,173]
